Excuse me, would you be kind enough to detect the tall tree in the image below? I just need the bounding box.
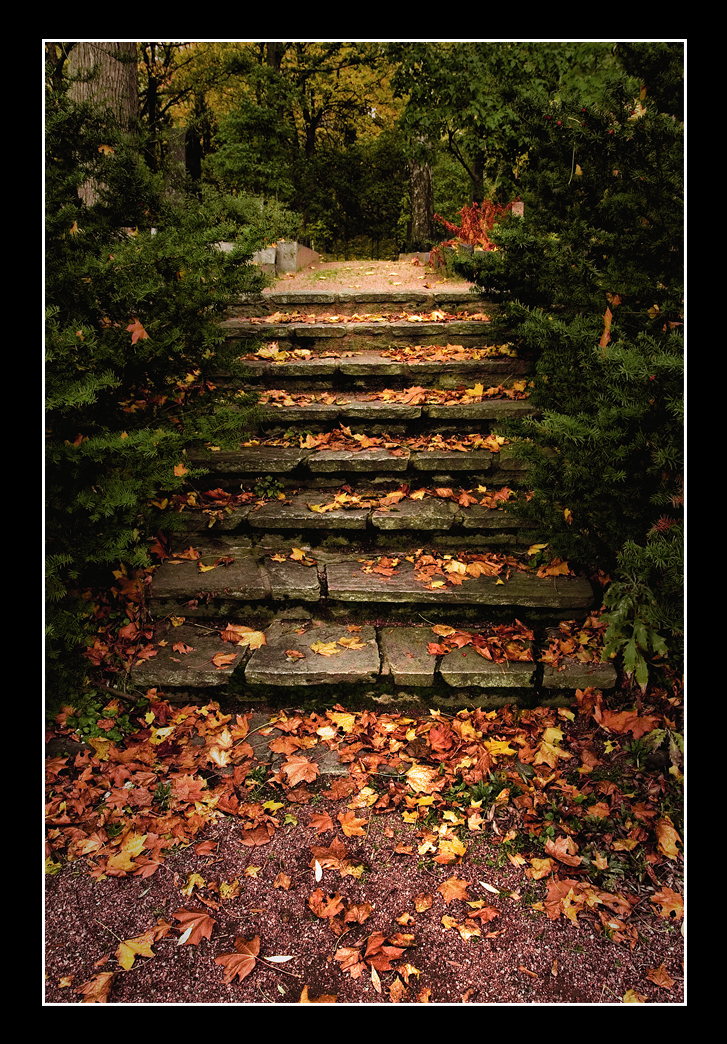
[66,42,139,205]
[390,42,618,207]
[210,43,394,223]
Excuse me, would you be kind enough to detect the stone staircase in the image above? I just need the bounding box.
[130,286,616,709]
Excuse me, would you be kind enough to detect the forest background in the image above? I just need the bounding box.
[44,40,684,705]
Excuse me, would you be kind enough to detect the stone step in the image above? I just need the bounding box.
[251,393,536,432]
[148,542,593,622]
[128,616,616,708]
[224,348,531,392]
[168,486,536,551]
[229,289,495,319]
[221,316,497,354]
[188,443,529,489]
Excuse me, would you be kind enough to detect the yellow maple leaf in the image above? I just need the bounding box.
[116,930,155,970]
[338,635,366,650]
[328,711,356,732]
[310,641,341,657]
[227,625,266,650]
[482,738,517,759]
[406,764,441,794]
[435,836,467,863]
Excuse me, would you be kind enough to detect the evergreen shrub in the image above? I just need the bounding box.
[45,60,289,698]
[456,43,684,688]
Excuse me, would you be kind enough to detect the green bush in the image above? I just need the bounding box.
[456,43,684,687]
[45,60,287,699]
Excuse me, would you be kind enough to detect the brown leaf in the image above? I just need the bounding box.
[309,811,334,834]
[545,835,582,867]
[308,888,345,919]
[646,964,675,990]
[173,908,216,946]
[239,823,274,847]
[214,935,260,984]
[75,972,116,1003]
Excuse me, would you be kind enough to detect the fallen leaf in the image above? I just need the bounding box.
[655,818,681,860]
[646,964,675,990]
[75,971,116,1003]
[214,936,260,984]
[115,931,156,968]
[281,754,321,787]
[438,877,471,904]
[650,886,684,919]
[338,810,368,837]
[310,641,341,657]
[310,810,334,834]
[173,908,216,946]
[300,985,337,1003]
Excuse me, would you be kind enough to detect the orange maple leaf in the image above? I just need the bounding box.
[545,835,582,867]
[127,318,149,344]
[309,811,334,834]
[338,810,368,837]
[281,754,320,787]
[214,935,260,984]
[75,971,116,1003]
[172,908,216,946]
[308,888,345,919]
[650,886,684,919]
[239,823,274,847]
[437,877,471,904]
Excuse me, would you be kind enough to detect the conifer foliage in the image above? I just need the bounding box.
[458,43,684,688]
[45,49,272,694]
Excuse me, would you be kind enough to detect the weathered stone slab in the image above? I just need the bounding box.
[426,401,538,421]
[342,401,422,421]
[541,629,618,690]
[267,292,337,306]
[542,659,617,690]
[294,324,350,339]
[129,624,247,688]
[379,626,436,686]
[190,447,310,474]
[439,648,536,688]
[245,620,380,685]
[242,358,340,378]
[248,494,368,530]
[325,558,593,608]
[264,559,321,601]
[151,554,267,601]
[308,449,410,473]
[458,505,532,530]
[411,451,493,472]
[338,352,408,377]
[371,498,457,530]
[405,358,530,379]
[261,404,342,423]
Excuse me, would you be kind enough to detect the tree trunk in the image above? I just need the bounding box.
[408,156,433,251]
[67,42,139,206]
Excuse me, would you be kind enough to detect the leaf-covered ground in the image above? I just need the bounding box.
[45,681,684,1004]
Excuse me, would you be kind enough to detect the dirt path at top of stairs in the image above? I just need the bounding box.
[263,257,477,296]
